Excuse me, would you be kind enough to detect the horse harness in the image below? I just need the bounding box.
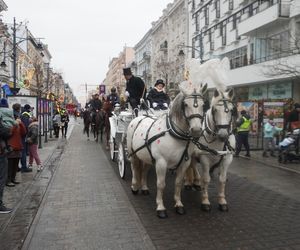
[129,91,207,170]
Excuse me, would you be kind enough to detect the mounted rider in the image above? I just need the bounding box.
[87,93,103,125]
[107,87,120,109]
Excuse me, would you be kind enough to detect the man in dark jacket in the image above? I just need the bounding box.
[123,67,146,116]
[107,87,120,108]
[87,93,103,125]
[20,104,32,172]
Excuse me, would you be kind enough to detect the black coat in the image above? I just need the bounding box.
[125,76,146,101]
[147,88,170,105]
[88,99,103,111]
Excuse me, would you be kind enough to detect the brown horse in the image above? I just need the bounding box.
[91,110,105,142]
[103,100,113,149]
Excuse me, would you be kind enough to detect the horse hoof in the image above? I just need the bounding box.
[141,190,150,195]
[157,210,168,219]
[184,185,192,191]
[131,189,139,195]
[219,204,229,212]
[175,206,186,215]
[201,204,212,212]
[193,185,201,191]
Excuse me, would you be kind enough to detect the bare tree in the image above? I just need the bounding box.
[261,27,300,80]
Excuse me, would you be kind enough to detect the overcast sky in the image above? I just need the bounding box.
[2,0,172,102]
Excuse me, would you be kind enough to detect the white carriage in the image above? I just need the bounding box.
[109,105,167,179]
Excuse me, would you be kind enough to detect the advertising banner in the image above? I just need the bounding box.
[248,84,268,100]
[263,102,285,128]
[268,82,292,99]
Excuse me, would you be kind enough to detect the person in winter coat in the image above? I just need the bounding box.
[20,104,32,172]
[107,87,120,108]
[26,117,42,172]
[123,67,146,116]
[60,109,70,138]
[6,116,26,186]
[147,79,170,110]
[262,118,283,157]
[52,111,61,138]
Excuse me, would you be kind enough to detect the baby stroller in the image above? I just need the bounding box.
[278,129,300,163]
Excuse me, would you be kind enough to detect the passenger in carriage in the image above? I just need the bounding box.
[147,79,170,110]
[123,67,146,116]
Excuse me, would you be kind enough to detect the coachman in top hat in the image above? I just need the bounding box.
[123,67,146,116]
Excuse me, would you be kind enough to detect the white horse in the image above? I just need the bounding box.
[126,79,208,218]
[186,57,237,211]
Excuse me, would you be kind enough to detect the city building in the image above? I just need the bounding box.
[189,0,300,104]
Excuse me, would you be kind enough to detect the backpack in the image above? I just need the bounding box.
[0,118,12,140]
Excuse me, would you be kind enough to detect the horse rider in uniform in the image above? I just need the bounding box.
[107,87,120,108]
[87,93,103,125]
[123,67,146,117]
[235,110,252,157]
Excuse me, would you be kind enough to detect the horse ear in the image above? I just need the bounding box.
[227,88,234,99]
[201,83,208,95]
[214,89,219,97]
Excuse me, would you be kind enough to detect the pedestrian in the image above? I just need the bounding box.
[262,118,283,157]
[60,109,69,138]
[0,98,17,153]
[123,67,146,116]
[20,104,32,173]
[52,111,61,138]
[147,79,170,110]
[6,112,26,186]
[26,117,42,172]
[235,110,253,157]
[287,103,300,131]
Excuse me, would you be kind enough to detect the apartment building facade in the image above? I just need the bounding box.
[189,0,300,105]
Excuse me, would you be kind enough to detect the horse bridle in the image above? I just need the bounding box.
[181,90,206,125]
[206,95,236,136]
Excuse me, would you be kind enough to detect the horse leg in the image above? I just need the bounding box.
[155,159,168,218]
[201,159,212,212]
[217,157,231,212]
[140,163,151,195]
[184,166,194,190]
[174,163,190,215]
[130,156,141,194]
[87,125,90,140]
[192,165,201,191]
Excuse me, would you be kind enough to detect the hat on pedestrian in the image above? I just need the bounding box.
[0,98,8,108]
[24,104,31,110]
[155,79,165,87]
[240,110,246,115]
[123,67,132,76]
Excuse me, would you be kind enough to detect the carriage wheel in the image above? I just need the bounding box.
[118,142,126,179]
[109,134,116,161]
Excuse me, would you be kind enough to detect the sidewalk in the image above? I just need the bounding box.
[239,150,300,174]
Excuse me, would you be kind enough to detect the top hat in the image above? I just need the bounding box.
[155,79,165,87]
[123,67,132,75]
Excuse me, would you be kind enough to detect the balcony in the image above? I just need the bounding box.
[290,0,300,18]
[238,3,290,36]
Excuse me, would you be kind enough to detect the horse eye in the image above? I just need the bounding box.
[184,103,188,107]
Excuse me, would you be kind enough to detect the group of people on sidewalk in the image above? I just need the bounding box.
[234,103,300,158]
[52,108,70,138]
[0,99,42,214]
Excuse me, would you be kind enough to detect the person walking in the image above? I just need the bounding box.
[262,118,283,157]
[7,114,26,186]
[60,109,69,138]
[147,79,170,110]
[20,104,32,173]
[123,67,146,116]
[235,110,253,157]
[52,111,61,138]
[26,117,42,172]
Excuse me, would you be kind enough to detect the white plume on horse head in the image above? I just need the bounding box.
[206,57,230,92]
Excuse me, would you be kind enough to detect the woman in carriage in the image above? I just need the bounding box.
[147,79,170,110]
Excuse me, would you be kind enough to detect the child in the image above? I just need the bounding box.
[26,117,42,171]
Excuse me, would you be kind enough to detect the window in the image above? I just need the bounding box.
[229,0,234,10]
[215,0,220,18]
[204,7,209,25]
[223,46,248,69]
